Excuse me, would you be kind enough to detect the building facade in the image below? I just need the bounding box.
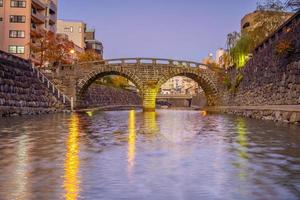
[160,76,199,95]
[57,19,86,49]
[241,10,293,35]
[85,28,103,58]
[57,20,104,58]
[0,0,58,59]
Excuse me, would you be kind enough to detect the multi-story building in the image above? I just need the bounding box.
[0,0,58,59]
[241,10,293,35]
[85,28,103,58]
[160,76,199,95]
[57,19,86,50]
[57,20,104,58]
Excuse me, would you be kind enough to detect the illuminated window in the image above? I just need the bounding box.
[10,15,26,23]
[9,30,25,38]
[10,0,26,8]
[8,46,25,54]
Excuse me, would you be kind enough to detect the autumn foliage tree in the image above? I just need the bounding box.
[30,29,74,67]
[77,50,102,62]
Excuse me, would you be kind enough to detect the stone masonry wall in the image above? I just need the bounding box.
[78,84,141,109]
[0,59,64,117]
[227,11,300,106]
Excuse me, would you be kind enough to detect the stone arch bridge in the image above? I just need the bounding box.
[56,58,224,111]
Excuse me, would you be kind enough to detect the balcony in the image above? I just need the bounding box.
[48,1,57,14]
[48,14,56,25]
[31,10,45,24]
[32,0,46,10]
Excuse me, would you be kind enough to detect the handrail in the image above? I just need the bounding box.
[0,50,74,110]
[31,66,73,110]
[72,58,209,69]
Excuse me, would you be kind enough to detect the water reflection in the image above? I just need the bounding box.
[64,114,80,200]
[128,110,136,175]
[141,111,159,135]
[13,134,30,200]
[235,118,249,180]
[0,111,299,200]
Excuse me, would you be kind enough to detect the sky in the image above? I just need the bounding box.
[58,0,257,62]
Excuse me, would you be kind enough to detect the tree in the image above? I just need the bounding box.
[77,50,102,62]
[257,0,285,11]
[229,0,292,68]
[30,30,74,67]
[285,0,300,11]
[46,34,74,66]
[30,29,54,67]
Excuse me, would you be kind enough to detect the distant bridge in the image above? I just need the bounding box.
[49,57,224,111]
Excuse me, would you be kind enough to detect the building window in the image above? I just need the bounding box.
[79,27,82,33]
[10,0,26,8]
[8,46,25,54]
[70,26,73,33]
[10,15,26,23]
[9,30,25,38]
[0,0,3,7]
[242,22,251,29]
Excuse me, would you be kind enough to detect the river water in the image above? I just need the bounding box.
[0,110,299,200]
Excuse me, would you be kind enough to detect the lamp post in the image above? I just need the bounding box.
[70,49,75,64]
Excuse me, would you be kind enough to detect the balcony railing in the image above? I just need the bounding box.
[31,10,45,24]
[32,0,46,10]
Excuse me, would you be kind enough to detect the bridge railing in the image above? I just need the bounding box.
[31,66,74,111]
[75,58,208,70]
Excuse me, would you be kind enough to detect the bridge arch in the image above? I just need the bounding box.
[71,58,223,111]
[76,66,143,105]
[157,69,221,106]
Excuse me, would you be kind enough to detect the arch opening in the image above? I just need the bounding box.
[157,76,207,109]
[157,72,220,107]
[77,70,143,109]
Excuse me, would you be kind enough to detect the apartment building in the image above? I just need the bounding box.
[85,28,103,58]
[57,20,104,58]
[57,20,86,50]
[0,0,58,59]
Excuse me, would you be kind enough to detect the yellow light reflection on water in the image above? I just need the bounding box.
[237,118,248,159]
[235,118,249,180]
[64,114,80,200]
[143,111,158,135]
[200,110,207,116]
[127,110,136,174]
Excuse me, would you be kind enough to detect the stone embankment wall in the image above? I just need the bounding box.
[0,55,64,117]
[78,84,141,109]
[219,11,300,124]
[191,93,207,108]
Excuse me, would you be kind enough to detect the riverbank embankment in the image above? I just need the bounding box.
[206,105,300,125]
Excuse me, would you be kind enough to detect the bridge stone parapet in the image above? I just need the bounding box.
[55,58,225,111]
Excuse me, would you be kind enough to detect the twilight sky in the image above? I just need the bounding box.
[59,0,257,62]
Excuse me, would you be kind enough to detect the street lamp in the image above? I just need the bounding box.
[70,49,75,64]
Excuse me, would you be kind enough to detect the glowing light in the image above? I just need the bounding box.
[70,49,75,54]
[64,114,80,200]
[143,87,158,112]
[86,111,93,117]
[235,118,249,180]
[143,112,158,135]
[127,110,136,174]
[200,111,207,116]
